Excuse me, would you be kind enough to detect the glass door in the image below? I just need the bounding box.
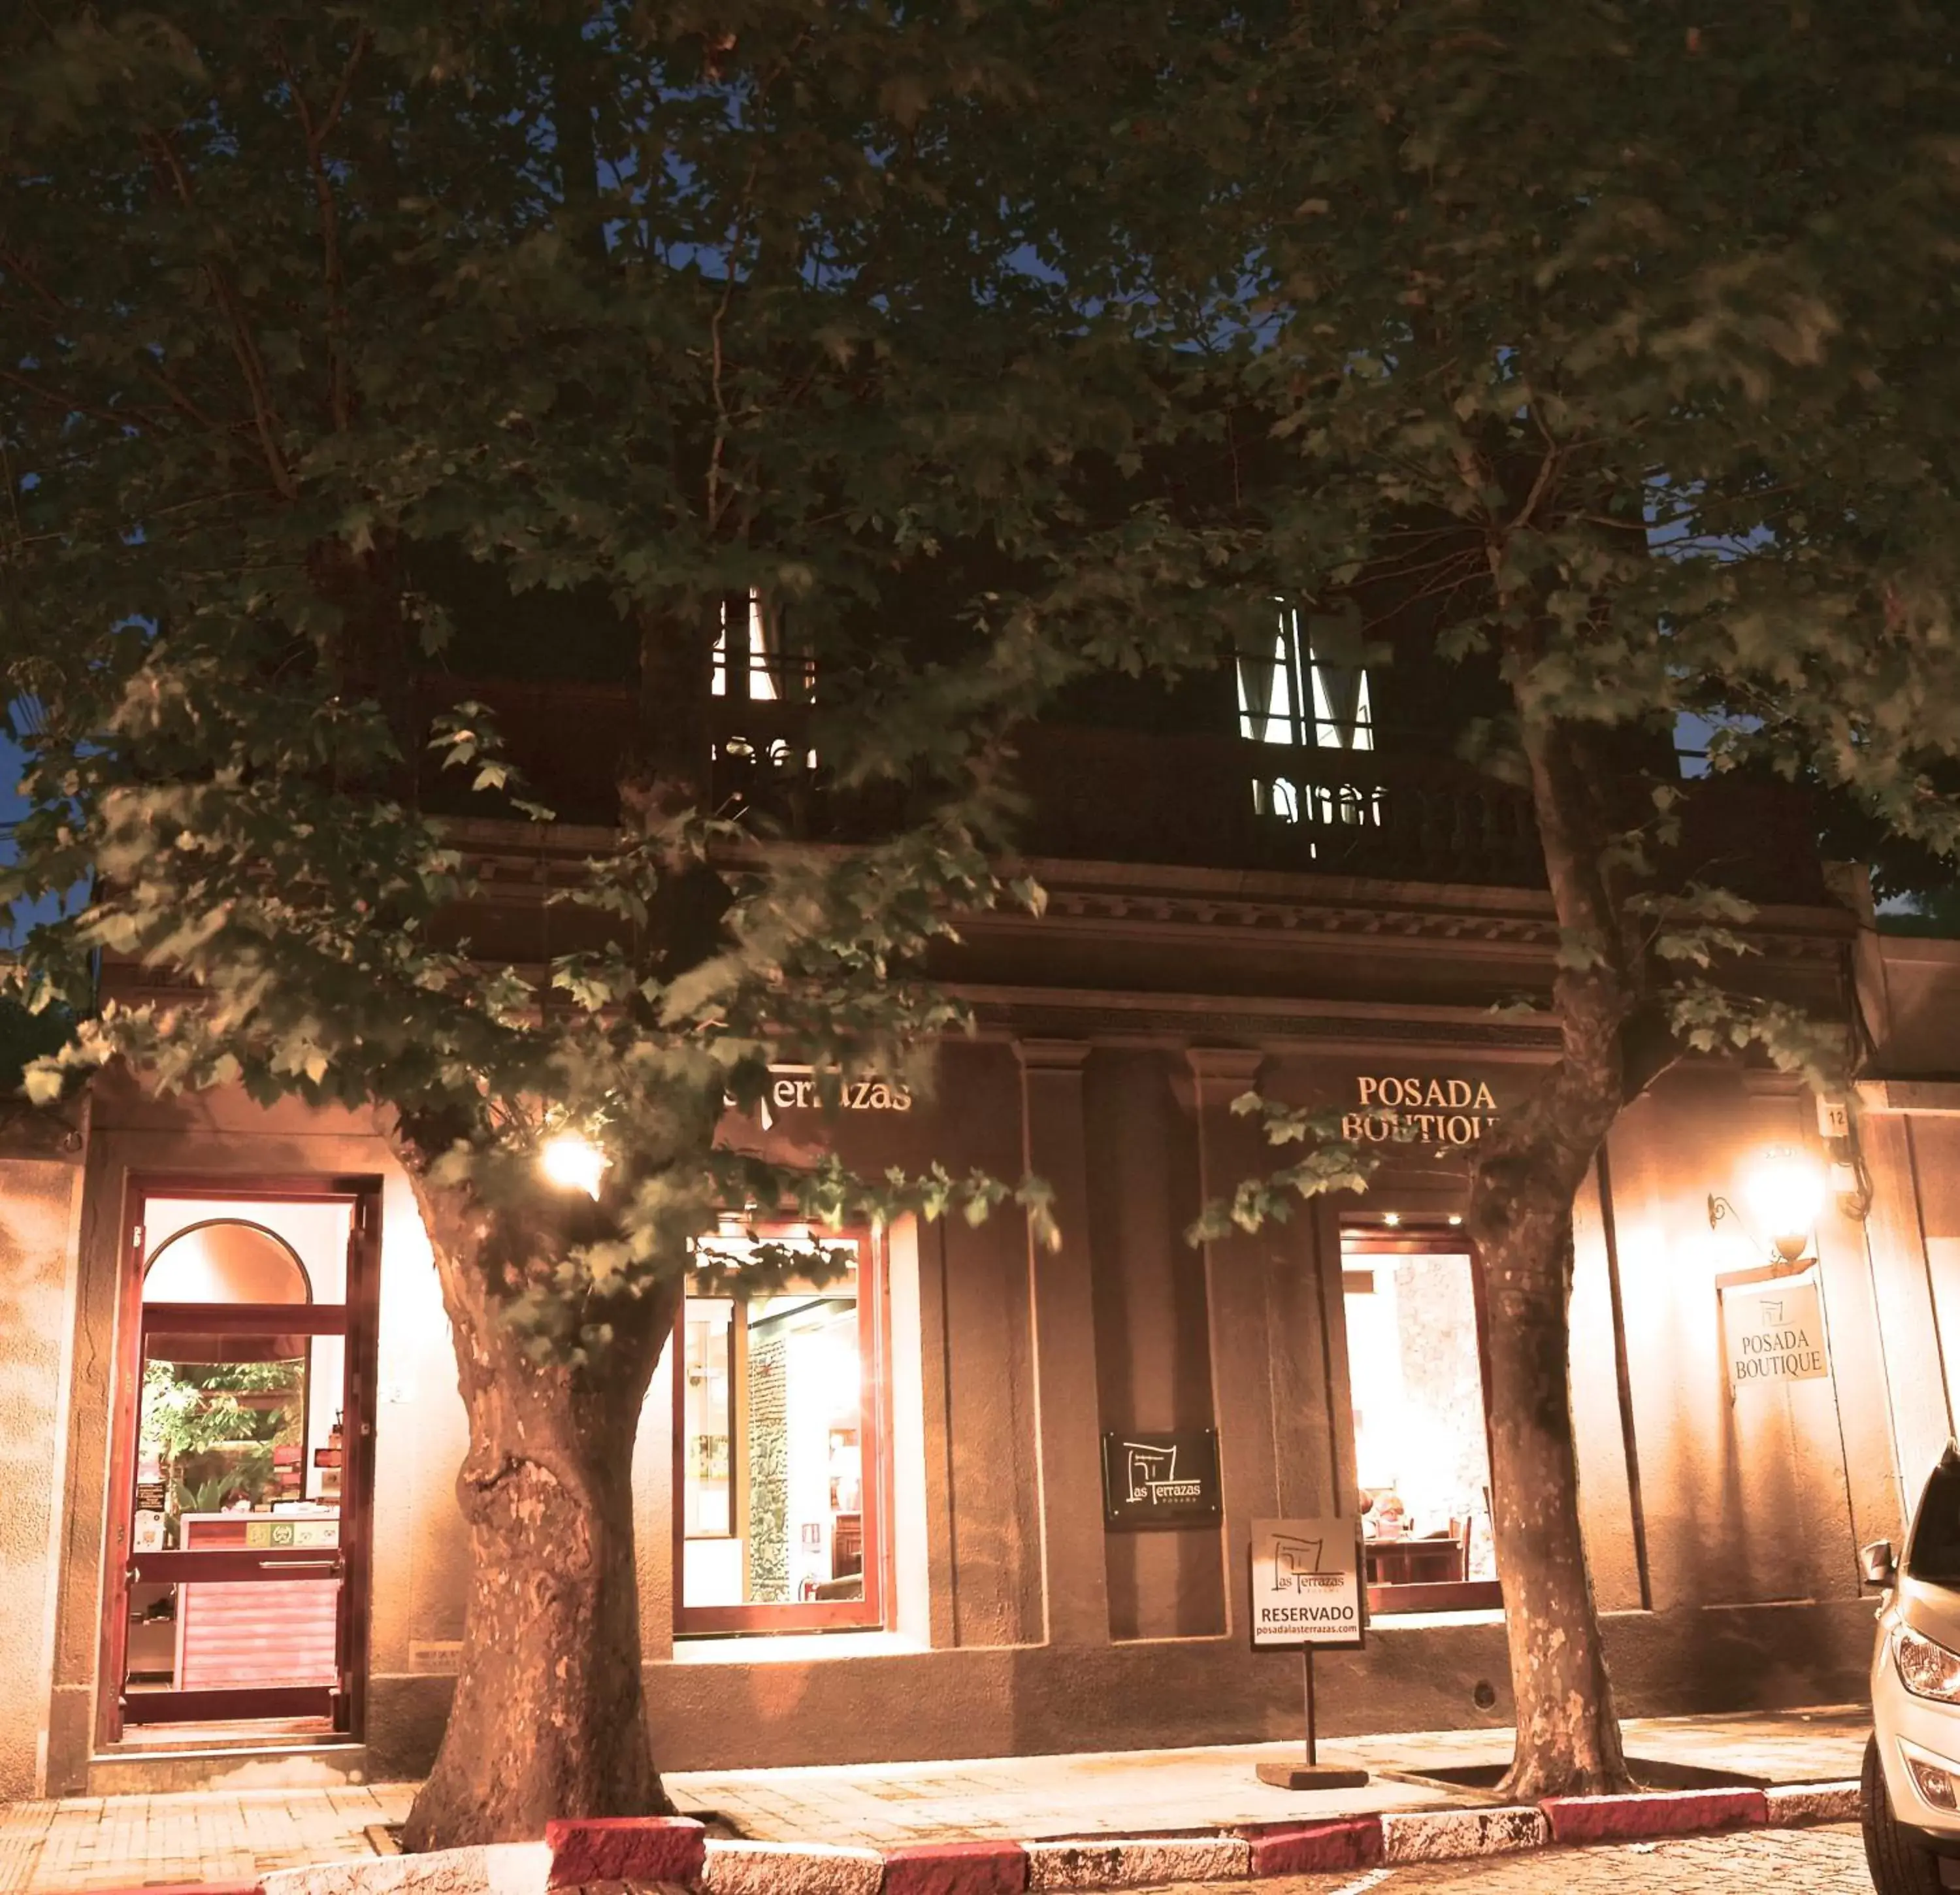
[104,1191,377,1742]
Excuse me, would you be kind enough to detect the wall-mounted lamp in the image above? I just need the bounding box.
[538,1130,608,1199]
[1707,1144,1826,1266]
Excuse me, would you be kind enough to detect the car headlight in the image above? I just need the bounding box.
[1896,1625,1960,1702]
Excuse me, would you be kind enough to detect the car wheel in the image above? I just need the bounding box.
[1865,1733,1944,1894]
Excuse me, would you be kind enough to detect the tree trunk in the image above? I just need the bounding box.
[400,1170,681,1849]
[1468,704,1644,1798]
[1471,1168,1630,1798]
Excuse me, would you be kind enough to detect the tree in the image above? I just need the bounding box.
[1132,0,1960,1795]
[0,0,1231,1845]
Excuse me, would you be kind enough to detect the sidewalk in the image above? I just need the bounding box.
[0,1708,1869,1894]
[662,1707,1869,1846]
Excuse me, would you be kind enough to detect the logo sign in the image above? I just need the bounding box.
[764,1066,914,1119]
[1723,1279,1830,1387]
[1250,1515,1365,1649]
[1101,1430,1222,1529]
[1341,1074,1499,1148]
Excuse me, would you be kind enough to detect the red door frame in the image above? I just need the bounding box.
[672,1225,890,1636]
[99,1175,384,1747]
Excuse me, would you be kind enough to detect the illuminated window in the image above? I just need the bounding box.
[711,592,815,704]
[674,1228,885,1634]
[1238,605,1379,836]
[1236,604,1374,751]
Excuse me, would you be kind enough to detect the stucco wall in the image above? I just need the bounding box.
[1083,1048,1221,1640]
[1602,1070,1876,1622]
[0,1142,84,1799]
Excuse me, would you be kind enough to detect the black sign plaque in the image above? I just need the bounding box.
[1101,1428,1223,1530]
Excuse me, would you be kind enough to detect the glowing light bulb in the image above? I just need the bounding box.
[1744,1145,1825,1262]
[1383,1211,1401,1228]
[538,1132,608,1199]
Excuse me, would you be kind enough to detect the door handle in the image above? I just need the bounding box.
[263,1558,341,1572]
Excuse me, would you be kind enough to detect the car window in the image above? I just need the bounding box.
[1910,1463,1960,1586]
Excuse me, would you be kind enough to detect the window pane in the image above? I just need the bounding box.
[682,1302,734,1537]
[680,1256,868,1613]
[1345,1253,1495,1585]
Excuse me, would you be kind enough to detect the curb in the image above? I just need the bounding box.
[1027,1838,1252,1889]
[248,1777,1868,1895]
[882,1841,1027,1895]
[1539,1787,1767,1845]
[706,1841,888,1895]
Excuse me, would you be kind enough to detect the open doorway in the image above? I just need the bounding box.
[99,1179,380,1749]
[1341,1217,1503,1614]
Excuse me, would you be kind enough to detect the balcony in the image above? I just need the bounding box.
[410,679,1826,902]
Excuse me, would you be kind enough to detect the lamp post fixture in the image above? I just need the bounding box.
[1707,1143,1827,1266]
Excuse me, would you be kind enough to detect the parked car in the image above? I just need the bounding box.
[1864,1443,1960,1893]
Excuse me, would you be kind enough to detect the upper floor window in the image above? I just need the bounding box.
[712,592,815,704]
[1235,604,1373,752]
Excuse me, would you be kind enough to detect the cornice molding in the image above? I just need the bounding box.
[957,984,1565,1056]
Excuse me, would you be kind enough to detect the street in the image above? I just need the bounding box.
[1175,1826,1870,1895]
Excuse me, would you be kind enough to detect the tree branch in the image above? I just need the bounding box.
[274,29,370,433]
[140,129,301,499]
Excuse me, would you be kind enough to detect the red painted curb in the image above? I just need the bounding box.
[1539,1787,1769,1843]
[546,1814,708,1888]
[1233,1818,1382,1877]
[882,1839,1030,1895]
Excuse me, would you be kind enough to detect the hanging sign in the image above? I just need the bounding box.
[1249,1516,1365,1650]
[1101,1430,1222,1529]
[1723,1280,1830,1387]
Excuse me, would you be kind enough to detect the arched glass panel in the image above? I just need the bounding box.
[145,1220,312,1305]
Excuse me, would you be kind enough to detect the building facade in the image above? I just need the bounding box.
[3,657,1957,1800]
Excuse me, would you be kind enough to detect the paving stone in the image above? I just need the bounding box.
[701,1841,885,1895]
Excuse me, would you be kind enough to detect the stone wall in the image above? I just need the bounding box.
[747,1336,789,1604]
